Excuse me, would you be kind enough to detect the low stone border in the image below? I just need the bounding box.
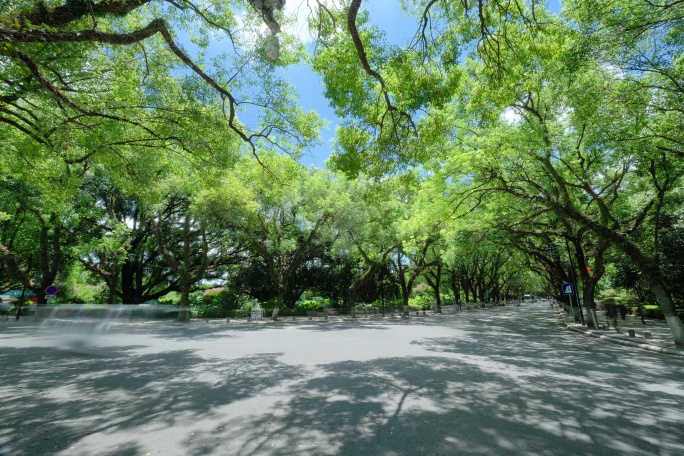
[565,326,684,357]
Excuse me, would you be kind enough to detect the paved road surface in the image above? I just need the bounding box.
[1,301,683,455]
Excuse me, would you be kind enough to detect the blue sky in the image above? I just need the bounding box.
[280,1,563,167]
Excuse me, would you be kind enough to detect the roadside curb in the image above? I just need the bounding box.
[565,325,684,357]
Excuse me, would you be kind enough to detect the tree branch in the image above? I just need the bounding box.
[19,0,155,28]
[346,0,416,133]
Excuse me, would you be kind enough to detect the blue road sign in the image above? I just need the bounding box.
[562,283,574,295]
[45,285,58,295]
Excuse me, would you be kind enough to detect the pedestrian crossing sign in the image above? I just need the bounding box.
[562,283,574,295]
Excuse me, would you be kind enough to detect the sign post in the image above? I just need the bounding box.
[45,285,58,304]
[562,283,577,322]
[562,283,573,295]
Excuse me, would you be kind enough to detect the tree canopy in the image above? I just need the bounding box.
[1,1,683,344]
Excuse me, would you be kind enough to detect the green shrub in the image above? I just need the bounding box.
[234,301,253,318]
[408,295,431,310]
[186,290,261,318]
[370,298,399,309]
[61,284,103,304]
[262,299,275,314]
[160,292,182,306]
[296,299,320,311]
[7,303,29,316]
[233,298,264,318]
[315,297,333,308]
[280,307,309,316]
[384,299,403,311]
[204,289,241,311]
[642,304,664,320]
[412,282,432,298]
[192,304,219,318]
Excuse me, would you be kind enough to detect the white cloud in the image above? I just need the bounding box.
[501,107,522,125]
[283,1,312,42]
[282,0,337,44]
[230,1,315,47]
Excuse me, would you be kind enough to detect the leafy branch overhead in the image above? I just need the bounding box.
[309,0,548,176]
[0,0,320,167]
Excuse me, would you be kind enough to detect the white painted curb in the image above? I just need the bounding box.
[565,326,684,357]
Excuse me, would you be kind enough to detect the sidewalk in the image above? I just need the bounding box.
[556,306,684,356]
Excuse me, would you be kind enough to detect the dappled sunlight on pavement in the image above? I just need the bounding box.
[0,301,683,455]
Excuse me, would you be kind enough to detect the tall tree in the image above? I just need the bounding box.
[152,196,211,321]
[196,154,343,320]
[329,176,404,316]
[443,21,684,343]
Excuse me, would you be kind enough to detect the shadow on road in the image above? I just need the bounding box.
[1,303,683,455]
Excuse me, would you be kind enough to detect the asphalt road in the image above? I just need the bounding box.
[1,301,683,456]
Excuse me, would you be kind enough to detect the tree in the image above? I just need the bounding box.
[422,251,444,313]
[196,154,344,320]
[308,2,683,338]
[480,190,609,324]
[0,177,85,307]
[152,196,212,321]
[440,21,684,342]
[229,239,343,309]
[309,0,554,176]
[74,179,179,304]
[399,175,450,313]
[0,0,322,162]
[329,176,404,316]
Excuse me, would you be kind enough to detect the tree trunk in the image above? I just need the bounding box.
[349,292,356,318]
[450,270,460,306]
[610,237,684,345]
[399,282,410,315]
[36,289,47,305]
[34,289,48,318]
[107,278,117,304]
[650,281,684,347]
[348,274,364,318]
[272,288,284,321]
[556,189,684,345]
[396,253,410,315]
[424,266,442,314]
[178,286,191,322]
[463,281,471,304]
[582,279,599,329]
[121,260,136,303]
